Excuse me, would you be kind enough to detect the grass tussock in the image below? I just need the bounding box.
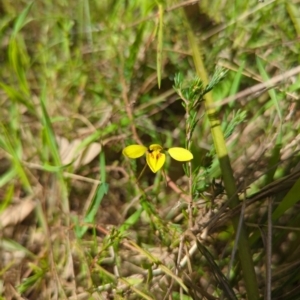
[1,0,300,299]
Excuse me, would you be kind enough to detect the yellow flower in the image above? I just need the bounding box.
[123,144,193,173]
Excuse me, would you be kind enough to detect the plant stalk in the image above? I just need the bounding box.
[185,21,259,299]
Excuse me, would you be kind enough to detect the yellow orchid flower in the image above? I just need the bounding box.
[123,144,193,173]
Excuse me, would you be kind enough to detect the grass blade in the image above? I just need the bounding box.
[156,3,164,88]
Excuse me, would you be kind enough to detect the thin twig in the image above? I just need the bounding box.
[266,197,272,300]
[213,65,300,108]
[119,62,143,145]
[166,175,191,202]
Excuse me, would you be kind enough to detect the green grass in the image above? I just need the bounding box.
[1,0,300,299]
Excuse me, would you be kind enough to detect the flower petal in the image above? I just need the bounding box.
[123,145,147,159]
[168,147,193,161]
[148,144,163,151]
[146,150,166,173]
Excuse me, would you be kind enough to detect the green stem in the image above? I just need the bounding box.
[185,22,259,299]
[187,152,193,229]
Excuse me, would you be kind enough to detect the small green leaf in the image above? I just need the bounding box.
[12,2,34,37]
[119,208,143,234]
